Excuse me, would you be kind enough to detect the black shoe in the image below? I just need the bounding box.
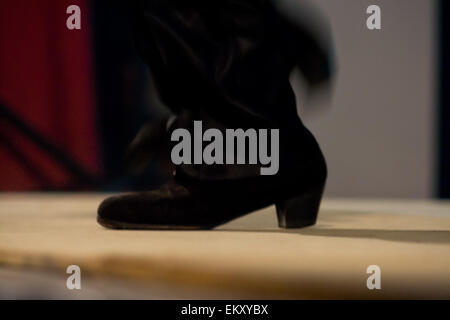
[97,174,325,230]
[98,0,333,230]
[97,127,327,230]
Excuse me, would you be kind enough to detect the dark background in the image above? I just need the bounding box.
[0,0,448,198]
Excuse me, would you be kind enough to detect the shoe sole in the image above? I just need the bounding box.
[97,216,214,230]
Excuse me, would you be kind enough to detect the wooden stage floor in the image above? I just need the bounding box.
[1,193,450,299]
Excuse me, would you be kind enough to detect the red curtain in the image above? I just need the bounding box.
[0,0,101,190]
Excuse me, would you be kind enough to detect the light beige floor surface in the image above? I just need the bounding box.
[1,193,450,299]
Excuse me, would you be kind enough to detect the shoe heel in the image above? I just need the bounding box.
[275,185,324,229]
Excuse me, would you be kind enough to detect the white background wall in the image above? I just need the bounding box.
[293,0,437,198]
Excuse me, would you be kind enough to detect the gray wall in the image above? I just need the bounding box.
[292,0,437,198]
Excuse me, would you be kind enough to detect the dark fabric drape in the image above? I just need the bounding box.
[0,0,101,190]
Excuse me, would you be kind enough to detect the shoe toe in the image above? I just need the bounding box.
[97,196,128,228]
